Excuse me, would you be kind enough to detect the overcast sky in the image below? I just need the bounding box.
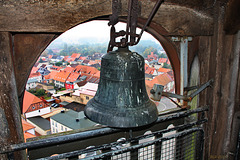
[58,20,158,44]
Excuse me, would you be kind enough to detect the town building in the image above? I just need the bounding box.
[22,91,51,118]
[52,70,71,88]
[27,116,51,135]
[50,109,96,134]
[22,118,36,141]
[26,78,38,90]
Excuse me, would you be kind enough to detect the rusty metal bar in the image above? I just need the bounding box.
[0,106,208,154]
[135,0,165,45]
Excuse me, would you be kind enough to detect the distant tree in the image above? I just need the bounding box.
[42,50,48,56]
[55,62,62,66]
[48,49,54,55]
[59,88,66,91]
[35,89,46,97]
[163,62,172,69]
[39,58,44,63]
[28,89,36,94]
[159,53,168,58]
[142,47,158,58]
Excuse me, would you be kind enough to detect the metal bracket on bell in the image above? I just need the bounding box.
[150,84,164,101]
[150,79,214,109]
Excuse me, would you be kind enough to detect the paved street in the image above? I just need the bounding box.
[156,97,177,112]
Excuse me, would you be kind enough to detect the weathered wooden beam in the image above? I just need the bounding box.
[12,33,58,112]
[224,0,240,34]
[0,0,214,36]
[0,32,26,159]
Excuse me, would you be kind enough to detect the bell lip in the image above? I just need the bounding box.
[84,98,158,128]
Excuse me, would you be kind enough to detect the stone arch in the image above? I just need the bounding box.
[18,16,180,110]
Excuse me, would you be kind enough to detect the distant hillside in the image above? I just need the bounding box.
[46,37,164,56]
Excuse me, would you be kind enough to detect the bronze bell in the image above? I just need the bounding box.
[84,47,158,128]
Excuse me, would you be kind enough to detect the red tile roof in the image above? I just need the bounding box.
[44,70,57,80]
[63,67,74,73]
[48,55,53,59]
[94,71,100,77]
[50,66,62,71]
[64,56,70,61]
[158,58,168,63]
[79,57,87,60]
[80,73,100,83]
[145,67,155,75]
[22,119,35,131]
[22,91,43,113]
[71,53,81,59]
[24,132,36,141]
[166,59,171,65]
[29,72,41,78]
[74,65,99,75]
[30,67,39,74]
[65,57,75,62]
[53,71,70,83]
[147,52,158,60]
[88,60,98,65]
[66,72,80,83]
[145,73,173,94]
[158,68,171,73]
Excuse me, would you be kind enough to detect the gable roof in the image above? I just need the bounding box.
[44,70,58,80]
[88,60,98,65]
[80,73,100,84]
[66,72,81,83]
[71,53,81,59]
[29,72,41,78]
[22,91,43,113]
[30,67,39,74]
[22,119,35,131]
[158,58,168,63]
[145,67,155,75]
[50,66,62,71]
[53,71,70,83]
[79,57,87,60]
[147,52,158,60]
[73,65,99,75]
[24,132,36,141]
[158,68,171,73]
[63,67,74,73]
[145,73,173,90]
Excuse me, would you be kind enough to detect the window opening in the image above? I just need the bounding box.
[23,20,175,139]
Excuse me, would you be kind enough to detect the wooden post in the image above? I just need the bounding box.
[0,32,26,159]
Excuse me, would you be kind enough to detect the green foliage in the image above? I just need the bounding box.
[28,89,36,94]
[35,89,46,97]
[48,49,54,54]
[59,88,66,91]
[55,62,62,66]
[163,62,172,69]
[28,89,46,97]
[47,39,165,58]
[39,58,44,63]
[159,53,168,58]
[142,47,158,58]
[58,43,107,56]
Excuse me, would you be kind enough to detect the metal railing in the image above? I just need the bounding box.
[0,106,208,160]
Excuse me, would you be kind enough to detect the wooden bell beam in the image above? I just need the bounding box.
[0,32,25,159]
